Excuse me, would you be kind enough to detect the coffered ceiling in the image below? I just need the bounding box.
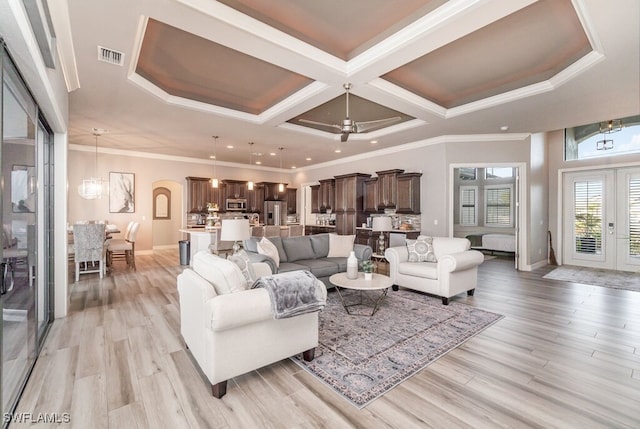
[57,0,639,169]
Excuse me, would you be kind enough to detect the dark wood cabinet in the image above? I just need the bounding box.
[310,185,320,213]
[286,188,297,214]
[304,225,335,235]
[396,173,422,214]
[334,173,370,235]
[376,169,404,210]
[223,180,247,199]
[363,178,379,213]
[247,183,264,214]
[261,182,287,201]
[318,179,335,213]
[186,176,224,213]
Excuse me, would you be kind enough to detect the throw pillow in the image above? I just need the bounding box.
[227,249,256,288]
[327,234,355,258]
[257,236,280,267]
[407,235,437,262]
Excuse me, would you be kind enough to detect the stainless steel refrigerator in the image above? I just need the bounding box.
[264,201,287,225]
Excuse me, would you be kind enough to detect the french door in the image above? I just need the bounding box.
[563,167,640,271]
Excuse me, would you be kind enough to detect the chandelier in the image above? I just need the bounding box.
[78,128,108,199]
[596,119,622,151]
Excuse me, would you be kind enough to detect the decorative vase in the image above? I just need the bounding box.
[346,251,358,279]
[364,272,373,281]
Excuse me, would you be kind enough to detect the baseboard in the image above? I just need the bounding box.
[522,259,548,271]
[152,244,179,250]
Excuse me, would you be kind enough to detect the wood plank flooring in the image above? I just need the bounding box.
[11,251,640,428]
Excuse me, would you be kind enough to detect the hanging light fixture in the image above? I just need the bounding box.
[599,119,622,134]
[211,135,219,188]
[247,142,255,191]
[78,128,108,199]
[278,147,285,193]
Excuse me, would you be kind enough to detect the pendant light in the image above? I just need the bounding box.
[211,135,219,188]
[278,147,285,193]
[78,128,107,199]
[247,142,254,191]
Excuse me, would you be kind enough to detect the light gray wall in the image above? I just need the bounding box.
[68,149,287,252]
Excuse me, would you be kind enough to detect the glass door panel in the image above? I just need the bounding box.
[615,167,640,271]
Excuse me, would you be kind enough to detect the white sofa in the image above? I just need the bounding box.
[177,251,327,398]
[385,237,484,305]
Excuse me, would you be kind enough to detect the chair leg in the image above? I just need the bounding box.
[303,348,315,362]
[467,289,475,296]
[211,381,227,398]
[441,297,449,305]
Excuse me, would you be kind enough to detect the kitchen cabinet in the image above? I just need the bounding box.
[310,185,320,213]
[262,182,287,201]
[286,188,297,214]
[334,173,370,235]
[186,176,224,213]
[376,169,404,210]
[223,180,247,199]
[363,178,379,213]
[355,228,373,247]
[304,225,335,235]
[318,179,335,213]
[396,172,422,214]
[246,183,264,214]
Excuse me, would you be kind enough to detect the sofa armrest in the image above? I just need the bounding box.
[438,250,484,273]
[353,244,372,262]
[252,262,272,278]
[205,288,274,332]
[245,251,278,273]
[384,246,409,264]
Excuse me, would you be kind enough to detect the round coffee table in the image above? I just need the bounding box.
[329,272,393,316]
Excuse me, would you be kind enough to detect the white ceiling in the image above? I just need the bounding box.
[56,0,640,169]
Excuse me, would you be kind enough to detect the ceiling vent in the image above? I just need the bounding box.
[97,46,125,66]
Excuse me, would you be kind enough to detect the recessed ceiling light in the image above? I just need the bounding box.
[370,140,378,144]
[255,161,261,165]
[209,155,216,159]
[269,152,276,156]
[306,157,311,161]
[291,166,296,169]
[226,145,234,149]
[335,149,341,153]
[500,126,509,131]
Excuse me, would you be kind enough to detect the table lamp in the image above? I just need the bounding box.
[220,218,251,254]
[372,216,393,255]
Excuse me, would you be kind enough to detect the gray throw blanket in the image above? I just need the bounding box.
[252,271,325,319]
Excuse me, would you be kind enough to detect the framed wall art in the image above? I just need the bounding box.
[109,172,135,213]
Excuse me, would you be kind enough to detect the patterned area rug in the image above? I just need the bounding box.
[290,289,502,408]
[543,265,640,292]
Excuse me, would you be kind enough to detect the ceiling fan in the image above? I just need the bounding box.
[299,83,402,142]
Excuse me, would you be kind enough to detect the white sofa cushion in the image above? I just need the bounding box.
[192,251,247,295]
[398,261,438,279]
[432,237,471,260]
[327,233,355,257]
[257,237,280,267]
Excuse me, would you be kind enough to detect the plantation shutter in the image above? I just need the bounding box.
[485,186,511,226]
[573,180,602,254]
[628,178,640,257]
[460,186,477,225]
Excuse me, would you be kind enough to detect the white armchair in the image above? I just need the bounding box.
[385,237,484,305]
[177,251,326,398]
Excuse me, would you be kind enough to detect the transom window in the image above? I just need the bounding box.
[565,114,640,160]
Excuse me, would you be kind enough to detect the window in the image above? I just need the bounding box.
[459,167,476,180]
[485,167,513,179]
[459,186,477,225]
[485,185,513,226]
[565,114,640,160]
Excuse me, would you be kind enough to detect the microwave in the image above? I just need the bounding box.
[226,198,247,211]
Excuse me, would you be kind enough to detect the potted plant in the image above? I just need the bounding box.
[361,259,374,280]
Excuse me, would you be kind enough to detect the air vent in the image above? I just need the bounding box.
[97,46,125,66]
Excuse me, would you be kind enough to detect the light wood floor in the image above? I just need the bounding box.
[12,250,640,428]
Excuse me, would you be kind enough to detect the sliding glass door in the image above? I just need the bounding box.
[1,42,54,419]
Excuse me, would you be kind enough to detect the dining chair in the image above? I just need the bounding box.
[107,221,139,270]
[263,225,281,237]
[288,224,303,237]
[73,223,106,282]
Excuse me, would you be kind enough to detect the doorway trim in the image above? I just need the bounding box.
[449,162,527,270]
[556,160,640,267]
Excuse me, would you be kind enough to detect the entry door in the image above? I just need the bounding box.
[615,167,640,271]
[563,170,615,269]
[563,167,640,271]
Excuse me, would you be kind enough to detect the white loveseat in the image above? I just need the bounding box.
[177,251,327,398]
[385,237,484,305]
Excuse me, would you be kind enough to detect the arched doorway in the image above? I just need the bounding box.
[151,180,182,250]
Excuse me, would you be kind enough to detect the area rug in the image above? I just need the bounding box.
[290,289,502,408]
[543,265,640,292]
